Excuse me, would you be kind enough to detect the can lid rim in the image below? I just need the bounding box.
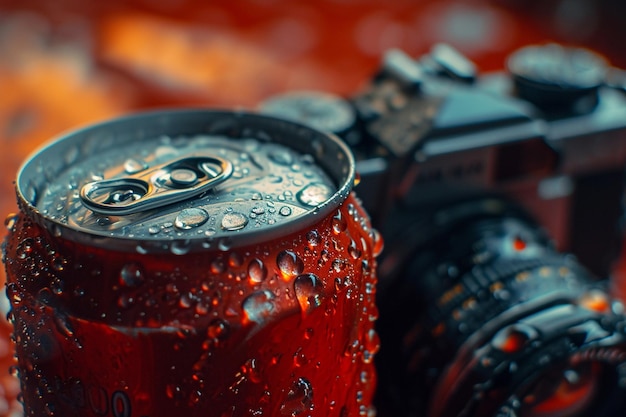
[16,108,356,253]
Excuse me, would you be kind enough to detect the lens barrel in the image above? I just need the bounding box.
[375,196,626,417]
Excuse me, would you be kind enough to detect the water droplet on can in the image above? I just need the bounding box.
[248,258,268,283]
[123,158,148,174]
[306,230,321,249]
[221,212,248,231]
[50,277,64,294]
[218,237,233,252]
[53,311,75,338]
[332,258,346,272]
[277,250,304,280]
[16,238,34,259]
[171,240,192,255]
[294,273,324,314]
[370,229,384,257]
[119,262,145,287]
[51,224,63,237]
[364,329,380,354]
[279,206,292,216]
[207,318,230,342]
[228,252,243,268]
[244,358,262,383]
[166,384,184,400]
[51,254,67,271]
[117,294,135,309]
[179,292,194,309]
[64,146,80,165]
[242,290,275,324]
[268,149,294,166]
[348,239,362,259]
[280,377,313,416]
[297,183,333,207]
[332,211,347,234]
[318,249,330,266]
[175,208,209,230]
[210,258,226,274]
[293,347,307,368]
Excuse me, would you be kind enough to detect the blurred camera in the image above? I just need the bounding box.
[260,43,626,417]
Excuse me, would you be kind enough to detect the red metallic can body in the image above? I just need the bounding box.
[3,110,381,417]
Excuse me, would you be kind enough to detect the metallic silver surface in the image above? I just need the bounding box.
[17,109,355,253]
[80,155,234,215]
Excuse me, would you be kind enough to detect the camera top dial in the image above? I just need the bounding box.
[259,91,357,137]
[507,44,608,113]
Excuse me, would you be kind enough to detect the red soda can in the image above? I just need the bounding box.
[3,110,382,417]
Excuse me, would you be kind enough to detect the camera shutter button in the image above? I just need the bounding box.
[507,44,607,112]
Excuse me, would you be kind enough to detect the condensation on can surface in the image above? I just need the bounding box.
[39,134,335,242]
[4,109,382,417]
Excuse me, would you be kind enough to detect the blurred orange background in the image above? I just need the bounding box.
[1,0,625,415]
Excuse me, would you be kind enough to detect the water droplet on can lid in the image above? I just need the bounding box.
[268,149,294,166]
[175,208,210,230]
[124,158,148,174]
[297,183,333,207]
[221,212,248,231]
[25,111,350,253]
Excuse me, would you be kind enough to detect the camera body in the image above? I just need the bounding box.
[356,44,626,279]
[265,43,626,277]
[260,43,626,417]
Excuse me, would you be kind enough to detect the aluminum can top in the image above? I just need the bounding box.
[17,109,355,253]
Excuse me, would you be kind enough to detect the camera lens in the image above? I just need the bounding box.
[375,196,626,417]
[518,360,600,417]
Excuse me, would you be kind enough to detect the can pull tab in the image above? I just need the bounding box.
[80,156,233,215]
